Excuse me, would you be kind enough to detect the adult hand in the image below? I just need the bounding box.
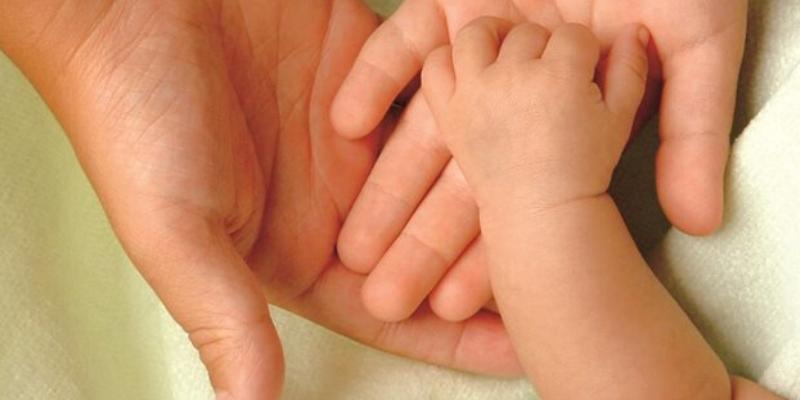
[0,1,520,399]
[334,0,748,321]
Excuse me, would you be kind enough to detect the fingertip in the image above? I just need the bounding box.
[496,22,551,63]
[331,81,384,139]
[332,0,450,137]
[542,23,601,77]
[422,46,453,74]
[454,312,524,377]
[656,139,727,236]
[361,233,453,322]
[427,239,490,321]
[197,305,285,400]
[361,274,417,322]
[428,283,484,322]
[336,222,381,274]
[731,377,786,400]
[429,281,472,322]
[663,196,724,236]
[452,17,513,80]
[132,222,285,400]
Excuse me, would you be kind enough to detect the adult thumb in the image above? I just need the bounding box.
[125,219,284,400]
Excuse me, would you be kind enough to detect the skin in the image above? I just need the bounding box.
[422,18,780,400]
[0,1,522,399]
[333,0,748,323]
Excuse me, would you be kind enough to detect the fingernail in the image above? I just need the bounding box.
[216,391,234,400]
[637,26,650,47]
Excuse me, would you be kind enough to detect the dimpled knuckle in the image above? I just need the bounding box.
[423,46,449,73]
[188,311,270,374]
[511,22,547,39]
[558,23,598,48]
[541,59,576,81]
[531,23,551,43]
[456,18,492,42]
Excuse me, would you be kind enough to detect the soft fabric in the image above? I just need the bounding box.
[1,1,798,399]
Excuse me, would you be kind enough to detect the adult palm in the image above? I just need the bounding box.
[333,0,748,322]
[335,0,748,234]
[0,0,518,399]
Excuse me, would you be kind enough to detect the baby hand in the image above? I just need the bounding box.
[422,19,649,216]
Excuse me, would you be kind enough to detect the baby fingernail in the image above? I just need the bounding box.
[638,26,650,47]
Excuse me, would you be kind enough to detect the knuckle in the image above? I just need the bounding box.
[423,46,451,71]
[558,23,593,38]
[187,311,270,371]
[466,16,502,29]
[524,22,551,40]
[507,22,550,44]
[555,23,599,51]
[456,21,488,42]
[541,59,577,80]
[456,16,506,43]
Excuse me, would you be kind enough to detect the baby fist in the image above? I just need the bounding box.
[422,19,649,214]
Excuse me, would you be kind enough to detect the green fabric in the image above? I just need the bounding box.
[364,0,403,16]
[0,53,193,399]
[2,1,800,399]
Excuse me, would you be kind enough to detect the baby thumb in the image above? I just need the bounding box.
[130,223,284,400]
[603,24,650,123]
